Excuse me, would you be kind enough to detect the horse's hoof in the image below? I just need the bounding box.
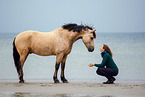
[61,77,68,83]
[19,80,24,83]
[53,77,60,83]
[54,80,60,83]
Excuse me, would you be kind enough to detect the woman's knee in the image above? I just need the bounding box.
[96,67,102,75]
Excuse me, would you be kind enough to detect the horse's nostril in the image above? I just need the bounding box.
[88,46,94,52]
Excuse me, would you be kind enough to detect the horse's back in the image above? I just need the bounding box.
[15,30,50,43]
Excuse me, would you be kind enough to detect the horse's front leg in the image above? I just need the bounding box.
[53,53,63,83]
[61,55,68,83]
[53,62,60,83]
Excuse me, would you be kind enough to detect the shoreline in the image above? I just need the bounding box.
[0,81,145,97]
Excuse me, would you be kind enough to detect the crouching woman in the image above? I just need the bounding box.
[89,44,119,84]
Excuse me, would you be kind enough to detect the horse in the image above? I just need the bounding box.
[13,23,96,83]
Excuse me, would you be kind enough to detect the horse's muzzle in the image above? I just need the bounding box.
[88,46,94,52]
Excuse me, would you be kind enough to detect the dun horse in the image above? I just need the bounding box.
[13,23,96,83]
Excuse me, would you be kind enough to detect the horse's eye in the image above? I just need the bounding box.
[90,37,93,40]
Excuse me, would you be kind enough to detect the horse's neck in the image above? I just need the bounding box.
[62,30,81,44]
[52,28,82,45]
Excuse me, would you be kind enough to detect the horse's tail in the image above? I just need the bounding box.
[13,38,21,74]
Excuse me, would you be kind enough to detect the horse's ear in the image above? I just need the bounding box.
[90,30,96,33]
[90,30,96,38]
[93,30,96,32]
[92,30,96,39]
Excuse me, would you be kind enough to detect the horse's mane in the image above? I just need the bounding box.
[62,23,93,33]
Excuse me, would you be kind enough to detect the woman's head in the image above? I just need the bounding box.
[100,44,113,57]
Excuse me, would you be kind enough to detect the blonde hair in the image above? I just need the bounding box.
[103,44,113,57]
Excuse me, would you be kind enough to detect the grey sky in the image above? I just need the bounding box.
[0,0,145,33]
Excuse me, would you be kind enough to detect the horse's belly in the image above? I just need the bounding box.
[32,50,54,56]
[30,46,55,56]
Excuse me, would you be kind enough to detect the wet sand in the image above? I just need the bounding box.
[0,81,145,97]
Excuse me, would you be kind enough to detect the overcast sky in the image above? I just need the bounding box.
[0,0,145,33]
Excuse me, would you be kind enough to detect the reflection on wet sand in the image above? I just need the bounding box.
[0,92,115,97]
[12,92,70,97]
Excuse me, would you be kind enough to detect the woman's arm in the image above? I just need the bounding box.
[89,53,109,67]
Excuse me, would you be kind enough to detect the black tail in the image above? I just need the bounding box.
[13,38,21,74]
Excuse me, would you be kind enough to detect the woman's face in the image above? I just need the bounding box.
[100,45,105,52]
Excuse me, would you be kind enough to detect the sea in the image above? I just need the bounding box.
[0,32,145,82]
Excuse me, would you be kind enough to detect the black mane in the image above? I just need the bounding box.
[62,23,93,33]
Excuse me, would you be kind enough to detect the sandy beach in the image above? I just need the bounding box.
[0,81,145,97]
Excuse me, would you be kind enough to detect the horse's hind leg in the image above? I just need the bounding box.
[18,52,29,83]
[14,49,29,83]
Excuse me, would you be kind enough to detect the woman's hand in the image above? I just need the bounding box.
[88,63,94,67]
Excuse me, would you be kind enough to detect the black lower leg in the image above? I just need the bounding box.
[53,76,60,83]
[19,76,24,83]
[61,77,68,83]
[61,62,68,83]
[53,62,60,83]
[19,70,24,83]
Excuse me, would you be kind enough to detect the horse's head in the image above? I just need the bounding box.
[82,28,96,52]
[62,23,96,52]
